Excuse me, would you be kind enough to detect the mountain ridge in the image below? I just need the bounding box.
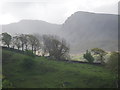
[2,11,118,54]
[1,11,118,26]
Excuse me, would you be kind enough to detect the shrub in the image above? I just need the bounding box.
[91,48,106,64]
[83,50,94,63]
[106,52,119,73]
[21,57,35,70]
[106,52,119,88]
[2,79,13,88]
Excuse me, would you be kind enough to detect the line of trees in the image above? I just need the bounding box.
[1,33,40,54]
[0,32,70,60]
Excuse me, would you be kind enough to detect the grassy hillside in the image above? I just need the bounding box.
[2,49,117,88]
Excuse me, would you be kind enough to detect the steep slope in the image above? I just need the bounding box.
[61,12,118,53]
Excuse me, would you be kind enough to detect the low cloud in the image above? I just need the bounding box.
[0,0,119,24]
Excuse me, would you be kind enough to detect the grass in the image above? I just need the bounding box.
[70,54,85,61]
[2,49,117,88]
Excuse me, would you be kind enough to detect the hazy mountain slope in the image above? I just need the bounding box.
[2,20,61,35]
[61,12,118,53]
[2,11,118,54]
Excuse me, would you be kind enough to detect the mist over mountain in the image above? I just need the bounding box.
[2,11,118,54]
[61,12,118,53]
[2,20,61,35]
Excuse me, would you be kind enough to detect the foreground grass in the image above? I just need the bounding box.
[3,49,116,88]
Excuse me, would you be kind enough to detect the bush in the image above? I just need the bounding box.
[21,57,35,70]
[2,79,13,88]
[91,48,106,64]
[106,52,119,88]
[25,50,35,57]
[106,52,119,73]
[83,50,94,63]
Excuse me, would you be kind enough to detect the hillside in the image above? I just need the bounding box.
[61,12,118,53]
[2,48,117,88]
[1,11,118,54]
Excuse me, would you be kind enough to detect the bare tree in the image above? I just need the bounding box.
[33,34,42,54]
[24,34,29,51]
[11,34,29,50]
[42,35,50,56]
[14,36,21,50]
[11,36,16,49]
[19,34,29,51]
[33,38,40,54]
[28,34,40,54]
[42,35,69,60]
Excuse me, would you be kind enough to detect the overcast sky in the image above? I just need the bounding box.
[0,0,119,24]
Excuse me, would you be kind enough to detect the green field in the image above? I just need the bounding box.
[3,49,117,88]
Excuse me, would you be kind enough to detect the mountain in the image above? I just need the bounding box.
[2,20,61,35]
[61,12,118,53]
[1,11,118,54]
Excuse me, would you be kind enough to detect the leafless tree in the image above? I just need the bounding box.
[14,36,21,50]
[11,36,16,49]
[24,34,30,51]
[19,34,30,51]
[42,35,69,60]
[28,34,40,54]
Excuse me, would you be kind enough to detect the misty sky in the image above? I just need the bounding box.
[0,0,119,24]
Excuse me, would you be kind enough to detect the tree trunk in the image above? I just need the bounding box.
[25,45,28,51]
[18,47,20,50]
[42,53,45,57]
[34,50,36,55]
[7,44,9,48]
[22,44,24,51]
[32,45,34,53]
[100,55,104,65]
